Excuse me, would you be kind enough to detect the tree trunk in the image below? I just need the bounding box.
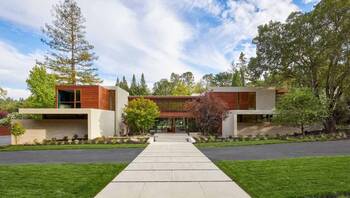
[325,116,337,133]
[301,124,305,136]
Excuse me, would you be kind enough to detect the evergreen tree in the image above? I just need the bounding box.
[237,52,247,86]
[41,0,101,85]
[115,77,120,86]
[119,76,129,91]
[139,73,150,95]
[129,74,139,96]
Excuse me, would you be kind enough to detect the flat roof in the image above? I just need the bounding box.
[129,96,199,99]
[18,108,113,115]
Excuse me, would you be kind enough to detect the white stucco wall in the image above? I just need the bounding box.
[13,119,87,144]
[0,136,11,146]
[88,109,115,138]
[115,87,129,136]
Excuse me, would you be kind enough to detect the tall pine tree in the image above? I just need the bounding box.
[139,73,149,95]
[119,76,129,91]
[41,0,101,85]
[129,74,139,96]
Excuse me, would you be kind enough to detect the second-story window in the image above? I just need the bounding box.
[58,90,81,108]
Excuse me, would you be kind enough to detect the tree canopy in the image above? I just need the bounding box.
[26,65,56,108]
[41,0,101,85]
[247,0,350,132]
[273,89,327,134]
[123,98,160,134]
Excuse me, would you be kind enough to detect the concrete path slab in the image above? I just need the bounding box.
[96,140,251,198]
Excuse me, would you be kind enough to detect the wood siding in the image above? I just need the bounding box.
[0,126,10,136]
[56,85,112,110]
[209,92,256,110]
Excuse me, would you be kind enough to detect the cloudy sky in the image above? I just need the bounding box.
[0,0,319,99]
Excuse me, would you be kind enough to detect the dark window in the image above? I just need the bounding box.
[58,89,81,108]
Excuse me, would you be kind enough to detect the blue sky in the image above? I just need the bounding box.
[0,0,319,99]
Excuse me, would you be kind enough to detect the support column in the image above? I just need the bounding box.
[233,114,238,137]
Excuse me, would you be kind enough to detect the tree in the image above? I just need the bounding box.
[273,89,327,134]
[139,73,150,95]
[41,0,101,85]
[153,79,172,95]
[11,122,25,145]
[129,74,139,96]
[211,72,233,87]
[0,87,7,99]
[119,76,129,91]
[231,69,242,86]
[172,82,191,96]
[247,0,350,132]
[123,98,160,134]
[185,92,229,135]
[115,77,120,86]
[26,65,56,108]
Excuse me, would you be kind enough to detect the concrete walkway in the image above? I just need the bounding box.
[96,141,250,198]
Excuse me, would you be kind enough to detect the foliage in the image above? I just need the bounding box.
[116,73,150,95]
[0,98,26,113]
[185,92,228,135]
[139,73,150,95]
[248,0,350,132]
[152,72,203,95]
[40,0,101,85]
[273,89,327,134]
[0,164,127,198]
[123,98,160,134]
[11,122,25,144]
[217,156,350,198]
[0,112,21,127]
[153,79,173,95]
[0,111,8,119]
[26,65,56,108]
[129,74,139,95]
[117,76,129,91]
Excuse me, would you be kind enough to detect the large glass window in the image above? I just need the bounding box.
[58,89,81,108]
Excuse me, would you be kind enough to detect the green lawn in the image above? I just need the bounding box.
[0,163,126,198]
[216,156,350,198]
[195,139,292,148]
[195,138,339,148]
[0,143,147,152]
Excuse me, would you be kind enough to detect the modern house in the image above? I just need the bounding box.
[15,85,287,144]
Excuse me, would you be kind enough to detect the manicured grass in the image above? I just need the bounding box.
[195,138,342,148]
[195,139,292,148]
[0,163,127,198]
[0,143,147,152]
[216,156,350,198]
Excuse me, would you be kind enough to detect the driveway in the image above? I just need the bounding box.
[200,139,350,161]
[0,148,144,164]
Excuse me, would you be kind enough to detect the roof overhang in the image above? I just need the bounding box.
[18,108,111,115]
[228,109,274,115]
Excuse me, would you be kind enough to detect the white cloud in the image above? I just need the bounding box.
[0,0,200,86]
[3,87,30,99]
[0,41,42,89]
[303,0,320,4]
[179,0,299,71]
[0,0,301,96]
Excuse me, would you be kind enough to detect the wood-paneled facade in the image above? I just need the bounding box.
[56,85,115,110]
[209,92,256,110]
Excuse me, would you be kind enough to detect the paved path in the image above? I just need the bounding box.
[201,139,350,161]
[96,142,250,198]
[0,148,143,164]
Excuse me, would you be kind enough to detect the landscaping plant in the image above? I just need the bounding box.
[11,122,25,145]
[123,97,160,134]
